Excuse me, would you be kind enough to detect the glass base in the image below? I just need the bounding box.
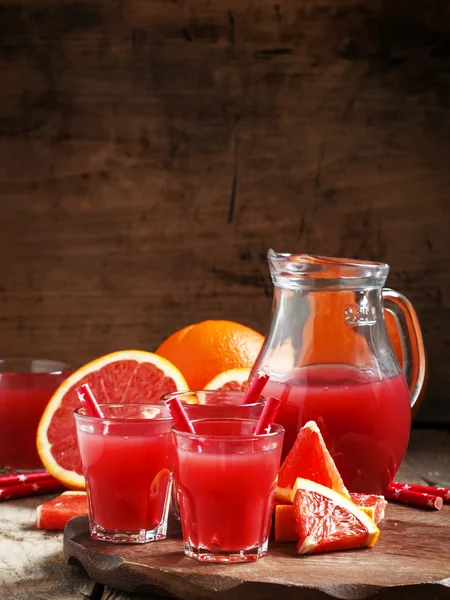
[90,520,168,544]
[184,538,268,563]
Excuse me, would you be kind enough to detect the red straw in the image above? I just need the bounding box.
[0,478,64,502]
[254,396,281,435]
[241,372,269,405]
[165,396,196,434]
[75,383,104,418]
[385,486,443,510]
[0,471,56,487]
[390,482,450,503]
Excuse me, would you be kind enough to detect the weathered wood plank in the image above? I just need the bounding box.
[0,0,449,421]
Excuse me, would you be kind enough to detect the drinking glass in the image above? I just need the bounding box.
[0,359,72,471]
[162,390,266,521]
[161,389,265,420]
[172,418,284,563]
[74,404,173,544]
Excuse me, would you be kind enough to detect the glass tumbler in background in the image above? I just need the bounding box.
[161,390,266,521]
[161,389,265,420]
[172,418,284,563]
[0,359,72,471]
[75,404,174,544]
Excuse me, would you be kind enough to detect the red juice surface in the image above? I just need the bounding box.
[175,421,282,551]
[264,365,411,494]
[77,428,173,531]
[0,383,66,470]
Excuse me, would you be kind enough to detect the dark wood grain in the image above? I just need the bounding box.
[0,0,449,421]
[64,506,450,600]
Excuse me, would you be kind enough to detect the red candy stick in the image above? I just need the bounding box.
[75,383,104,418]
[165,396,196,434]
[0,478,64,502]
[0,471,56,487]
[390,482,450,503]
[241,372,269,405]
[254,396,281,435]
[385,487,443,510]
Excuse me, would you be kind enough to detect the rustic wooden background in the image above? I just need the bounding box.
[0,0,449,422]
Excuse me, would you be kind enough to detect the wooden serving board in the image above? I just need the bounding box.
[64,506,450,600]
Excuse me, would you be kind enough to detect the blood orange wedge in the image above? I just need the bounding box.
[37,350,187,489]
[274,504,298,543]
[275,495,385,543]
[276,421,350,502]
[349,493,387,524]
[293,478,380,554]
[36,491,87,530]
[204,367,251,391]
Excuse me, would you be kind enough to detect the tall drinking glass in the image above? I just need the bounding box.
[75,404,173,544]
[172,418,284,563]
[162,390,266,521]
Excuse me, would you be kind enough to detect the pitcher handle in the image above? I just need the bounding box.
[382,288,426,410]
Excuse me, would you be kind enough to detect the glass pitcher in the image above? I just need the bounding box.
[251,251,426,494]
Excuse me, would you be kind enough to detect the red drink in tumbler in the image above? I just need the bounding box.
[0,360,72,470]
[75,404,174,543]
[173,418,284,563]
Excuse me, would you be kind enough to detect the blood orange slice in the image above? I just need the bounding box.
[293,478,380,554]
[349,493,387,524]
[37,350,187,489]
[274,495,385,543]
[204,368,251,391]
[276,421,350,501]
[36,491,87,530]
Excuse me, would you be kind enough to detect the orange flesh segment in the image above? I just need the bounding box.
[349,493,387,524]
[36,492,87,530]
[292,479,380,554]
[278,421,350,499]
[274,498,380,544]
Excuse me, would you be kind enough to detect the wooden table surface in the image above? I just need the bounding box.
[1,428,449,600]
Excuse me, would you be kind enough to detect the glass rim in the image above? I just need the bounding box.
[172,417,284,441]
[268,249,389,290]
[74,403,173,424]
[161,390,265,408]
[0,358,72,375]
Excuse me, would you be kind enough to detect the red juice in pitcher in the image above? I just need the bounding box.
[265,364,411,494]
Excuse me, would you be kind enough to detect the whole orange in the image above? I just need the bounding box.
[155,320,264,390]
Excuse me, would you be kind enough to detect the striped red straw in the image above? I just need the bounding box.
[165,396,196,434]
[386,485,443,510]
[0,471,55,487]
[241,372,269,405]
[254,396,281,435]
[75,383,104,418]
[389,482,450,502]
[0,476,64,502]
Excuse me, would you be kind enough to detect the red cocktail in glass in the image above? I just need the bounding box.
[75,404,174,543]
[172,418,284,563]
[0,359,72,470]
